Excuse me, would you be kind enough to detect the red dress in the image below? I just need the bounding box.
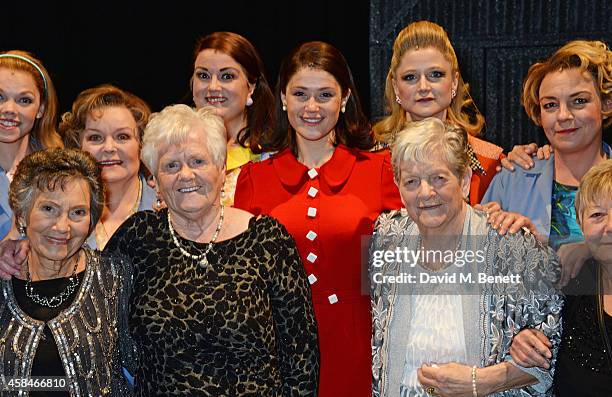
[235,145,402,397]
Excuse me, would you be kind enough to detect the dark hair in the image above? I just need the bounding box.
[192,32,274,153]
[265,41,373,153]
[9,148,104,234]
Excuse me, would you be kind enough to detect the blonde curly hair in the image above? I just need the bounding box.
[522,40,612,128]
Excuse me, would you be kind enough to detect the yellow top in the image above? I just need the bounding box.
[223,145,261,207]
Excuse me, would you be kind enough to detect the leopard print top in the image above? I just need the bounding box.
[105,210,319,396]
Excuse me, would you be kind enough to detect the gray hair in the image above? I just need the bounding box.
[9,148,104,234]
[141,105,227,174]
[391,117,469,181]
[575,159,612,225]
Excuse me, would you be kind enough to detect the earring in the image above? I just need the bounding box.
[17,222,26,238]
[451,89,457,99]
[246,96,253,107]
[395,95,402,105]
[282,104,287,111]
[341,103,346,113]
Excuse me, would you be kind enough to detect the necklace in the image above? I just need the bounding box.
[95,177,142,249]
[418,235,463,272]
[168,205,225,268]
[25,251,81,308]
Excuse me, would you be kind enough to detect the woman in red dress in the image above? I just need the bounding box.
[234,41,402,396]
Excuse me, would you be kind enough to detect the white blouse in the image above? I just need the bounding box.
[400,294,468,396]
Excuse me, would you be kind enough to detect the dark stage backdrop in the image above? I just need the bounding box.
[3,1,611,150]
[2,1,370,114]
[370,0,612,151]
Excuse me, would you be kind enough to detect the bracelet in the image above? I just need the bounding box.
[471,365,478,397]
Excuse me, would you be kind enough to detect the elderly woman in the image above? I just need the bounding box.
[554,159,612,395]
[0,148,132,395]
[370,118,562,397]
[0,105,319,395]
[510,160,612,396]
[104,104,318,395]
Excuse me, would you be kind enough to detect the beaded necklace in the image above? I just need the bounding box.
[167,205,224,267]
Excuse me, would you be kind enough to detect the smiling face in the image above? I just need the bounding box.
[397,154,470,236]
[0,68,43,144]
[192,49,254,127]
[392,47,458,122]
[79,106,141,185]
[24,178,91,267]
[281,67,347,146]
[538,68,606,155]
[581,198,612,266]
[155,128,225,218]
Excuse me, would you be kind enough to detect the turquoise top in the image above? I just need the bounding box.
[549,181,583,250]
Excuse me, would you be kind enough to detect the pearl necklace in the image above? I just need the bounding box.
[167,205,224,268]
[25,252,82,308]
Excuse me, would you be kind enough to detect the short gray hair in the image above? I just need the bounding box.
[9,148,104,234]
[391,117,468,181]
[575,159,612,225]
[141,105,227,174]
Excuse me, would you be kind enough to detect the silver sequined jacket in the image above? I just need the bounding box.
[0,249,135,396]
[370,207,563,397]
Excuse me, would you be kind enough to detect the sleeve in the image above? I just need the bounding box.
[267,219,319,396]
[494,231,564,394]
[234,163,258,214]
[106,254,137,395]
[369,213,389,397]
[481,169,508,206]
[104,212,141,258]
[380,151,403,211]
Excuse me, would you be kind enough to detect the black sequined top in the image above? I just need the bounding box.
[11,272,86,397]
[554,259,612,396]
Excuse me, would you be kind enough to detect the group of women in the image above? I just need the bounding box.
[0,18,609,397]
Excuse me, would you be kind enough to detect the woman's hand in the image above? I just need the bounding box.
[556,241,591,288]
[478,204,543,242]
[0,239,28,280]
[419,361,539,396]
[510,329,552,369]
[498,143,553,172]
[418,363,473,397]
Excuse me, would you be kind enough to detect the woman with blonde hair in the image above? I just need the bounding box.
[483,39,611,281]
[374,20,503,204]
[0,50,62,240]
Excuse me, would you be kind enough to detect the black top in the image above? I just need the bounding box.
[105,210,319,396]
[12,271,85,397]
[554,260,612,396]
